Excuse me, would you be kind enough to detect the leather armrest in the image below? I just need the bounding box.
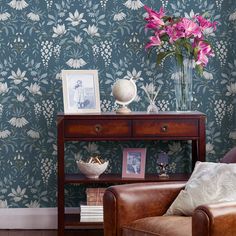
[103,182,186,236]
[192,201,236,236]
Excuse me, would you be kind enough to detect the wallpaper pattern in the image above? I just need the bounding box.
[0,0,236,208]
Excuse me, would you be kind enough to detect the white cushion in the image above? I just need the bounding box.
[165,161,236,216]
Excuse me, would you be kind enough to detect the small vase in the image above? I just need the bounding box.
[147,101,158,113]
[173,58,193,111]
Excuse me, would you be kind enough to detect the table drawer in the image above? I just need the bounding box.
[133,119,198,137]
[64,120,131,138]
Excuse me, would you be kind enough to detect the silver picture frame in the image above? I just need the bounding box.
[62,70,101,114]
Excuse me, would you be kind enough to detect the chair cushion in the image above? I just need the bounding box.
[122,216,191,236]
[165,161,236,216]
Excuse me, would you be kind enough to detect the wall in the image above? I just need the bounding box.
[0,0,236,208]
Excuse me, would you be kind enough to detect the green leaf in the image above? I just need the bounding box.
[156,51,175,65]
[195,65,204,76]
[160,34,169,42]
[183,41,193,54]
[175,53,183,66]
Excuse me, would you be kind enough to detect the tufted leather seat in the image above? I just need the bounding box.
[103,147,236,236]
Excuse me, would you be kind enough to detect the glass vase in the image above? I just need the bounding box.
[147,101,159,113]
[174,58,193,111]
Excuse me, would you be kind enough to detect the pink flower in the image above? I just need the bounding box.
[196,15,217,31]
[144,5,165,29]
[145,31,162,49]
[177,18,202,38]
[194,40,214,66]
[166,24,184,43]
[143,5,217,69]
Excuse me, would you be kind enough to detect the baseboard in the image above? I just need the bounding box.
[0,207,79,229]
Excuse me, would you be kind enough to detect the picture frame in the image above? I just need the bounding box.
[62,70,101,114]
[122,148,146,179]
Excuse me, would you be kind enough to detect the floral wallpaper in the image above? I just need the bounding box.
[0,0,236,208]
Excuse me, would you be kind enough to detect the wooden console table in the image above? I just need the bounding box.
[57,111,206,235]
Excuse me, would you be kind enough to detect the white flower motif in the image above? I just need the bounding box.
[52,144,57,155]
[133,94,141,102]
[9,117,29,128]
[229,131,236,139]
[226,83,236,96]
[0,130,11,138]
[206,142,215,154]
[25,200,40,208]
[83,25,100,37]
[56,72,62,80]
[0,12,11,21]
[84,142,99,154]
[0,200,8,208]
[8,68,28,85]
[8,186,28,202]
[8,0,28,10]
[74,35,83,44]
[66,58,87,68]
[184,10,195,19]
[52,24,66,37]
[0,82,9,94]
[26,83,42,95]
[27,12,40,21]
[168,142,182,155]
[113,12,126,21]
[66,10,86,26]
[203,71,213,80]
[124,68,143,81]
[17,94,25,102]
[141,83,156,95]
[27,129,40,139]
[124,0,144,10]
[229,12,236,21]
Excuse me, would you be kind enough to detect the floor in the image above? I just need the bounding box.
[0,230,103,236]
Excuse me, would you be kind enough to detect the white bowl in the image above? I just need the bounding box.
[76,160,109,179]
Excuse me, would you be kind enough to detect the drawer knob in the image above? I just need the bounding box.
[161,125,168,132]
[95,124,102,133]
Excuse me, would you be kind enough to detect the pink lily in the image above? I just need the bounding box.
[194,40,214,66]
[177,18,202,38]
[144,5,165,29]
[197,41,214,56]
[196,51,209,66]
[166,24,184,43]
[145,32,162,49]
[196,15,217,31]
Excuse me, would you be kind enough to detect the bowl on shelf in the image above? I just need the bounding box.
[76,160,109,179]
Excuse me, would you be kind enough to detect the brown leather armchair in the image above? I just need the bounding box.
[103,148,236,236]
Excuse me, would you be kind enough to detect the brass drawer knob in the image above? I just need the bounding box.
[161,125,168,132]
[95,124,102,133]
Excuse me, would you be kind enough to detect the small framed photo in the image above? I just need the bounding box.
[122,148,146,179]
[62,70,101,114]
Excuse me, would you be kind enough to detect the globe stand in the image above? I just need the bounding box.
[116,105,131,114]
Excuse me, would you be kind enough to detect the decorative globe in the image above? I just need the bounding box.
[112,79,137,113]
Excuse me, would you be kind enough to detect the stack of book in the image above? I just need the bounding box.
[80,202,103,222]
[80,188,106,222]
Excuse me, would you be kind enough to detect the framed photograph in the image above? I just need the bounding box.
[122,148,146,179]
[62,70,101,114]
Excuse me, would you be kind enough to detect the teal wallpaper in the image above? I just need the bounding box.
[0,0,236,208]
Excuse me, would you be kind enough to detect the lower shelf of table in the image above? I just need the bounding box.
[65,214,103,229]
[64,173,190,184]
